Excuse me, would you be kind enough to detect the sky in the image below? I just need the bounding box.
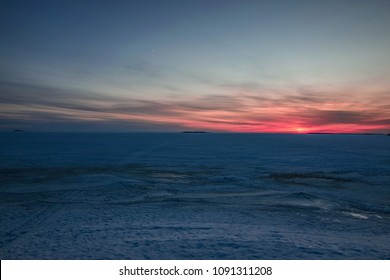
[1,0,389,133]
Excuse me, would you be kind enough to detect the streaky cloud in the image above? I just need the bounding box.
[0,81,389,133]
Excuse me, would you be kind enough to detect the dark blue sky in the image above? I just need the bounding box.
[1,0,389,132]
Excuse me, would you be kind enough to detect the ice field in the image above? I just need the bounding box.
[0,132,389,259]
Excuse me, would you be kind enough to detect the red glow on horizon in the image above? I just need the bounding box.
[75,108,388,134]
[7,86,387,134]
[179,119,388,134]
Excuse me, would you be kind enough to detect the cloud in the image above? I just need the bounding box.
[125,60,164,78]
[303,110,375,124]
[0,80,389,133]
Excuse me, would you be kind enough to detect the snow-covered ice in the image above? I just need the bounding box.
[0,132,389,259]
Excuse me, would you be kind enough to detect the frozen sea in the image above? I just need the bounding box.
[0,132,389,259]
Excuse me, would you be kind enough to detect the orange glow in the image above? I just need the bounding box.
[294,127,308,134]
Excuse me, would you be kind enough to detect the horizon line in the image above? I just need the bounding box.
[3,130,388,135]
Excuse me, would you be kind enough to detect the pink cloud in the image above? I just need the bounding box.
[1,82,389,133]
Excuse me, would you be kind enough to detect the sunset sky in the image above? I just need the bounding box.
[1,0,389,133]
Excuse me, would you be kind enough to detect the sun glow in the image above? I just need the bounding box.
[294,127,308,133]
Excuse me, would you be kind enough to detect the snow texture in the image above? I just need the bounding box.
[0,132,389,259]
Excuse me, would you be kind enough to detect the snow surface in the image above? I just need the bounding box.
[0,132,389,259]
